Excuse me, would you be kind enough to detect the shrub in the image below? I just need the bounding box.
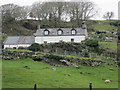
[82,49,89,57]
[13,47,17,49]
[5,47,12,49]
[28,43,40,51]
[18,46,25,49]
[85,39,99,47]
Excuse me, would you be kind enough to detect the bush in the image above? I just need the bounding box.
[5,47,12,49]
[18,46,25,49]
[28,43,40,51]
[85,39,99,47]
[82,49,89,57]
[13,47,17,49]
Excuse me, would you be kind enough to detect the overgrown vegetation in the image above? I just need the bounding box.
[85,39,99,47]
[28,43,40,51]
[27,40,116,59]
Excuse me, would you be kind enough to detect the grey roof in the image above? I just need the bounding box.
[34,28,87,36]
[4,36,35,45]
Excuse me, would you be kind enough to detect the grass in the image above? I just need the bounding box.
[89,20,117,32]
[2,58,118,88]
[99,42,117,51]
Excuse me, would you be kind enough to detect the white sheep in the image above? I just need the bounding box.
[104,80,111,83]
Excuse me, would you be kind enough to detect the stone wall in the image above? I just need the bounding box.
[2,50,114,67]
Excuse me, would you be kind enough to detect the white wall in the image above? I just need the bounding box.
[4,36,86,49]
[4,44,31,49]
[35,36,86,44]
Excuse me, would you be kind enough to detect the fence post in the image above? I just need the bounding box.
[89,83,92,90]
[34,84,37,90]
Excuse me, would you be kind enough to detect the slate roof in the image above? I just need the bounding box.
[34,28,87,36]
[4,36,35,45]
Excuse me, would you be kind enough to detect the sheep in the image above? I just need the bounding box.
[104,80,112,83]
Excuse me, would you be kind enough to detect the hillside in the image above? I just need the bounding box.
[2,20,37,36]
[87,20,118,32]
[2,20,118,36]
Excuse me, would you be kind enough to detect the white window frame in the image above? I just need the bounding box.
[44,30,49,35]
[71,29,76,35]
[57,30,63,35]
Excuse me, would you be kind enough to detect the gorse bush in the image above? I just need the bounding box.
[85,39,99,47]
[28,43,40,51]
[18,46,26,49]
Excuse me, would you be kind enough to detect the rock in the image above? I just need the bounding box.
[48,67,57,71]
[64,74,71,76]
[80,72,91,74]
[80,72,84,74]
[109,68,114,71]
[60,59,79,68]
[24,66,30,69]
[51,68,57,70]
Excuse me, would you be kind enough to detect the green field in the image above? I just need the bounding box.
[99,42,117,51]
[89,20,117,32]
[2,58,118,88]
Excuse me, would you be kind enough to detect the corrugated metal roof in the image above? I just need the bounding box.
[4,36,35,45]
[34,28,87,36]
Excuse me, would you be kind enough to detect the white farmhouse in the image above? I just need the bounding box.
[34,23,88,44]
[4,21,88,48]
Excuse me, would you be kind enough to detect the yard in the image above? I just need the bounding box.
[2,58,118,88]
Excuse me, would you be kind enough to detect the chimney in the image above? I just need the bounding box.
[82,21,87,29]
[82,21,88,38]
[38,25,41,30]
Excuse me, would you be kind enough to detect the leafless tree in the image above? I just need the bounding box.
[65,1,97,20]
[81,2,97,20]
[31,2,43,20]
[103,12,114,20]
[1,4,29,22]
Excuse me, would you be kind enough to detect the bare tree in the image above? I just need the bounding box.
[65,2,97,20]
[31,2,43,20]
[2,4,29,22]
[81,2,97,20]
[103,12,114,20]
[20,6,31,20]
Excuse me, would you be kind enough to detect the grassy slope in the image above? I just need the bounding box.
[88,20,117,32]
[3,22,34,36]
[2,20,118,36]
[2,58,118,88]
[99,42,117,51]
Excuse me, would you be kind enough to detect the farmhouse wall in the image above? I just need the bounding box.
[35,36,86,44]
[4,44,31,49]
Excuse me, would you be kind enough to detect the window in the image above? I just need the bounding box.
[44,29,49,35]
[71,29,76,35]
[57,29,63,35]
[71,38,74,42]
